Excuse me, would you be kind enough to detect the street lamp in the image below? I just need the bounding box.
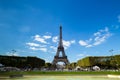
[109,49,114,60]
[11,49,16,56]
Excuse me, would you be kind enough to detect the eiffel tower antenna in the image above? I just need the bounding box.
[59,25,63,47]
[52,25,70,65]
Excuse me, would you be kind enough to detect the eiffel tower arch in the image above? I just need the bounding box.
[52,26,70,66]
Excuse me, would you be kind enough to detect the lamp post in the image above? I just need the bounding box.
[109,49,114,69]
[11,49,16,56]
[109,49,114,60]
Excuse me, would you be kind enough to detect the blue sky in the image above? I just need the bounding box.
[0,0,120,63]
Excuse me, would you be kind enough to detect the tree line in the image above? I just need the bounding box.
[77,55,120,69]
[0,55,45,69]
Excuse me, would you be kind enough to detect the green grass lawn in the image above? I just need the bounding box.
[0,71,120,77]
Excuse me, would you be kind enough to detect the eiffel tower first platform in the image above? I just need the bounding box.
[52,26,70,65]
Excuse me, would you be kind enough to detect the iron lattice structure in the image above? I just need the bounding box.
[52,26,70,65]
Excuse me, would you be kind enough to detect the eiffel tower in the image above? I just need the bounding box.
[52,26,70,65]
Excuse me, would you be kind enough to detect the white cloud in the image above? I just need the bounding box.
[94,32,101,36]
[93,36,106,45]
[29,47,38,50]
[39,48,47,52]
[49,46,57,53]
[94,36,100,41]
[43,35,51,39]
[50,46,57,51]
[26,42,40,47]
[27,34,75,53]
[34,35,47,44]
[93,27,112,46]
[33,35,51,44]
[77,54,85,57]
[6,52,19,56]
[52,36,58,43]
[63,40,70,47]
[99,27,108,32]
[26,42,46,48]
[63,40,75,49]
[79,40,88,46]
[86,45,93,48]
[71,40,76,43]
[79,27,112,48]
[30,47,47,52]
[27,34,51,52]
[86,38,92,43]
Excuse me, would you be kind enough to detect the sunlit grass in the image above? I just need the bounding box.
[0,71,120,77]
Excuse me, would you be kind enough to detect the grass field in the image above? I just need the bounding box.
[0,71,120,77]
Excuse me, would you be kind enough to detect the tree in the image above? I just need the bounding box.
[45,63,52,69]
